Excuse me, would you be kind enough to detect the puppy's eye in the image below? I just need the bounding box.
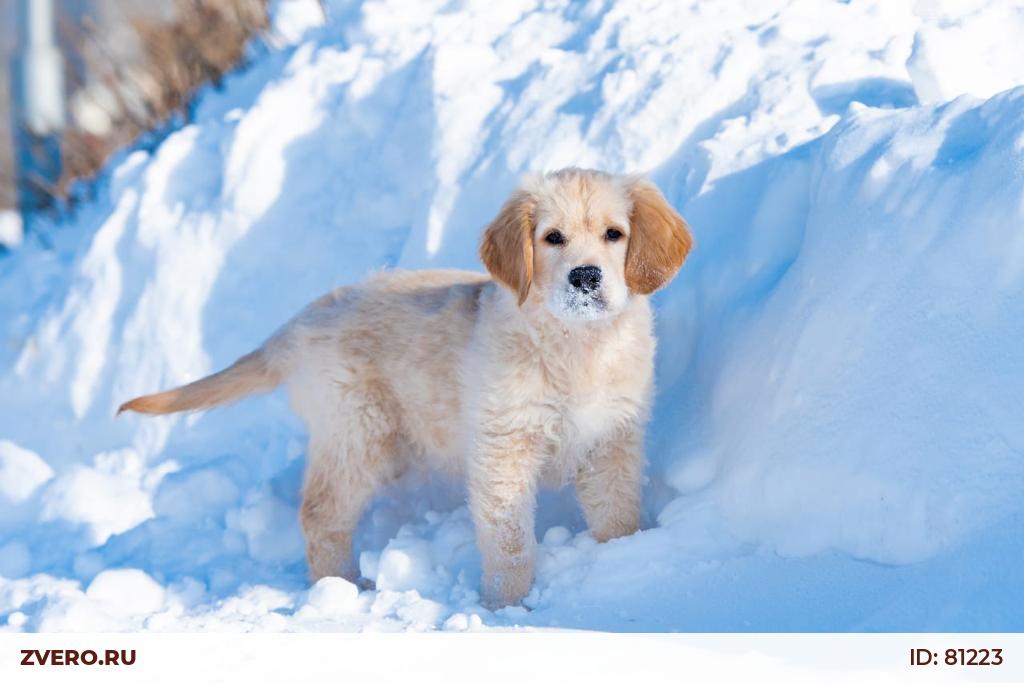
[544,230,566,246]
[605,227,624,242]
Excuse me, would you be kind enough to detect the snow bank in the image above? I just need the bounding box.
[906,0,1024,104]
[663,90,1024,563]
[0,0,1022,632]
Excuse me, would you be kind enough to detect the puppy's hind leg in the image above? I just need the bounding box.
[300,390,401,583]
[300,450,369,582]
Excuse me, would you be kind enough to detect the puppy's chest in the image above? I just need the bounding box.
[561,387,631,444]
[530,373,639,488]
[540,354,644,448]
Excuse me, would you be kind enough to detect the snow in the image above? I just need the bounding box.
[1,0,1023,632]
[0,440,53,507]
[85,569,166,617]
[906,1,1024,104]
[0,211,23,249]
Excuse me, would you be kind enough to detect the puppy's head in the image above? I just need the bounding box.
[480,168,692,322]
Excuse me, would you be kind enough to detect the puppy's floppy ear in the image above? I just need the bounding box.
[624,178,693,295]
[480,188,536,305]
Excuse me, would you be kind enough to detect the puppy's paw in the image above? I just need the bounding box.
[591,520,640,544]
[481,565,533,610]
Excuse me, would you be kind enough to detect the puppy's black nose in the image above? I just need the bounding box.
[568,265,602,291]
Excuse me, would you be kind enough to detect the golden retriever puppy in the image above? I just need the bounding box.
[119,168,692,607]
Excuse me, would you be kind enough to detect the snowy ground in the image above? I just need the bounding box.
[1,0,1023,632]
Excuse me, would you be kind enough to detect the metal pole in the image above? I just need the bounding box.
[12,0,66,220]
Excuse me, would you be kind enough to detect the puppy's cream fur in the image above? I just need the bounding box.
[120,168,692,607]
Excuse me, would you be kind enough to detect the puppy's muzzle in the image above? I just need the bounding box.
[568,265,602,292]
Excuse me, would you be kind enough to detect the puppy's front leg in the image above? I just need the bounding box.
[469,434,544,609]
[576,424,643,542]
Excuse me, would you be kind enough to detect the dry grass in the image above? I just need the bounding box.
[48,0,269,204]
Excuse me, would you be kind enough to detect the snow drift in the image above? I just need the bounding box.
[0,0,1022,631]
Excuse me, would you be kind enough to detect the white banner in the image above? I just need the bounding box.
[0,633,1019,682]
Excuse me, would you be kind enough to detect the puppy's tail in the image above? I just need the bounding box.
[117,348,281,416]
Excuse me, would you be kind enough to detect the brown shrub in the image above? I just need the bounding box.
[52,0,269,202]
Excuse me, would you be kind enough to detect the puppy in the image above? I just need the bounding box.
[120,168,692,607]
